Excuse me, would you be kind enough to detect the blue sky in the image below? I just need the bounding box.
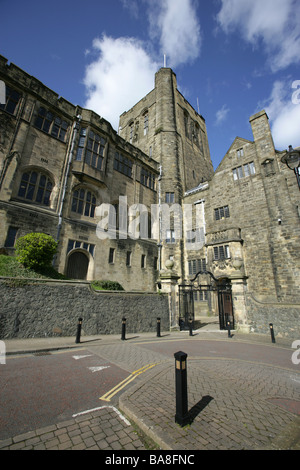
[1,0,300,170]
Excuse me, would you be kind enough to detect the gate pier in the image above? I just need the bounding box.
[159,263,180,329]
[230,274,250,333]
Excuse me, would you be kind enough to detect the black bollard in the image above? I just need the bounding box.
[227,320,231,338]
[75,317,83,344]
[269,323,276,343]
[174,351,190,427]
[189,317,193,337]
[121,317,126,341]
[157,317,161,337]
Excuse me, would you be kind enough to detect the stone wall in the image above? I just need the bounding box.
[0,279,170,339]
[245,293,300,339]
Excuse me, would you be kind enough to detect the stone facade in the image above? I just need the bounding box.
[119,68,214,277]
[0,56,159,291]
[182,111,300,336]
[0,56,299,337]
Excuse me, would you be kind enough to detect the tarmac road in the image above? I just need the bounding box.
[0,350,130,440]
[0,328,299,451]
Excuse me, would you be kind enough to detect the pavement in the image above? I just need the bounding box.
[0,319,300,452]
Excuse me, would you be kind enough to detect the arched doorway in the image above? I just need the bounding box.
[66,251,89,280]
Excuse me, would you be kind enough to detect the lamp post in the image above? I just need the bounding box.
[281,145,300,189]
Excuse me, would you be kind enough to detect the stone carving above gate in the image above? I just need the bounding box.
[206,227,242,245]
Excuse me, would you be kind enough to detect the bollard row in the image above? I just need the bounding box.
[121,317,163,340]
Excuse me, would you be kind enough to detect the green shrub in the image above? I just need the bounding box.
[91,280,124,291]
[0,254,34,278]
[15,233,58,270]
[0,254,66,280]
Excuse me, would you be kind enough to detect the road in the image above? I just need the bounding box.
[0,332,299,450]
[0,348,131,440]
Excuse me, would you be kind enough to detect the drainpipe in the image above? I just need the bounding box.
[53,114,82,265]
[158,164,163,271]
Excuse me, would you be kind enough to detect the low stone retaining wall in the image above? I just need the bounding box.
[246,293,300,339]
[0,279,170,339]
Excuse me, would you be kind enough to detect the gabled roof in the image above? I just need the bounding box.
[225,136,254,156]
[215,137,254,173]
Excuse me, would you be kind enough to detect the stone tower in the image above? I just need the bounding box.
[119,67,214,278]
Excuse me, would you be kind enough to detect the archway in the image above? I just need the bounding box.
[178,271,233,330]
[66,251,89,280]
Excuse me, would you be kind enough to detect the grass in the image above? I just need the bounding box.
[0,254,67,280]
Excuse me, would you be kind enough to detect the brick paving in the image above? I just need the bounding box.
[1,329,300,451]
[120,359,300,450]
[0,407,148,451]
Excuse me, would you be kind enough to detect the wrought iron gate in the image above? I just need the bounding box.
[178,271,234,330]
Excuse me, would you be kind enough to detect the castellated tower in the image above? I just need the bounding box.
[119,67,214,277]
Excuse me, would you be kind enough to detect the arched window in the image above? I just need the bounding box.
[71,188,96,218]
[18,171,53,206]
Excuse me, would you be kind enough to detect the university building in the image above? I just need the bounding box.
[0,56,299,336]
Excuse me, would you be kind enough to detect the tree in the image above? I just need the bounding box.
[15,233,58,270]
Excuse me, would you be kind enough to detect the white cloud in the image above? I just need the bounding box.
[215,105,230,125]
[148,0,202,68]
[216,0,300,71]
[120,0,139,19]
[262,80,300,150]
[83,36,158,131]
[83,1,202,129]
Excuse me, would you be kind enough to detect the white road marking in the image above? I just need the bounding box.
[88,366,110,373]
[72,406,130,426]
[72,355,93,360]
[290,374,300,383]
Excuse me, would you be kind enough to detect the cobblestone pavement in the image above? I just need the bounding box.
[1,327,299,451]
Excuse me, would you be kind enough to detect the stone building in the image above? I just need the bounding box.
[183,110,300,335]
[0,56,299,336]
[119,67,214,278]
[0,55,159,291]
